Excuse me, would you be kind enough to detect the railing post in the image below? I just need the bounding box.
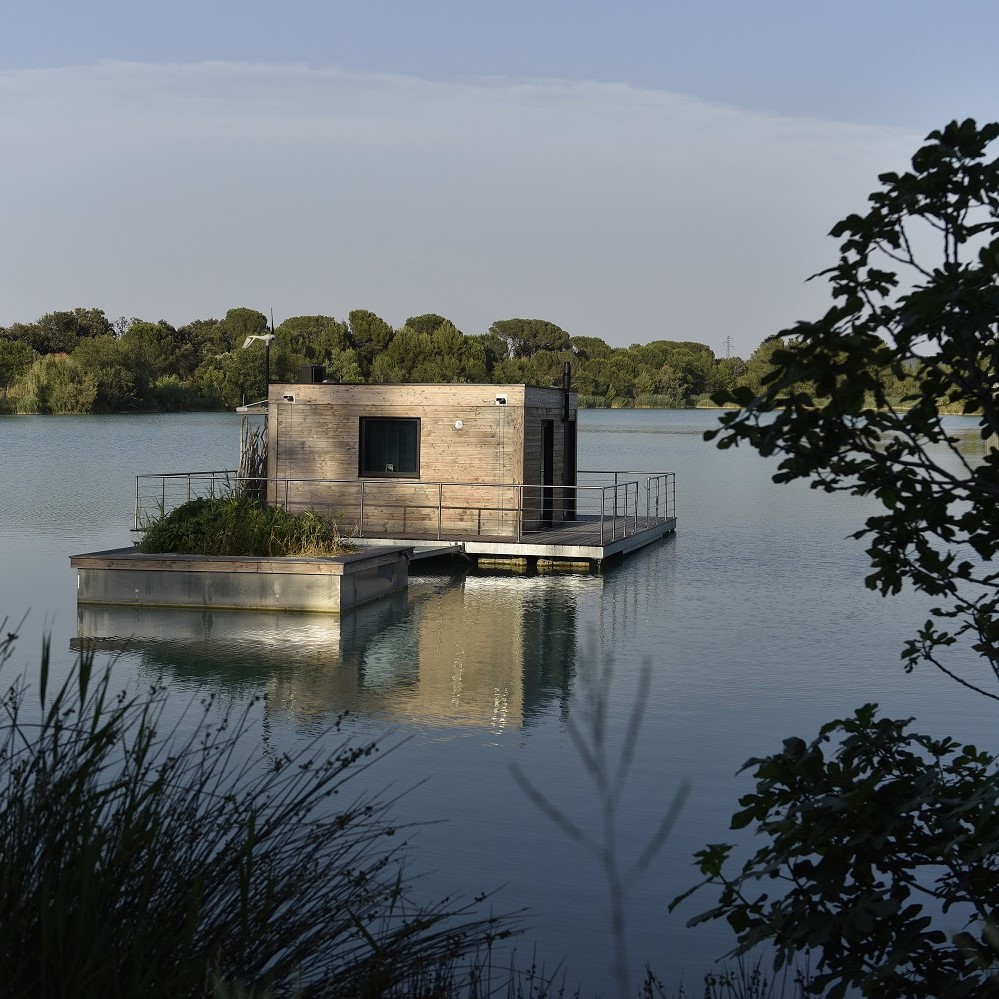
[438,483,443,541]
[600,489,606,545]
[359,481,365,538]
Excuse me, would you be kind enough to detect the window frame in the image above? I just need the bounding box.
[358,416,421,479]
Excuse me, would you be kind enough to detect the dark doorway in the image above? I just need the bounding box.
[563,420,577,520]
[542,420,554,528]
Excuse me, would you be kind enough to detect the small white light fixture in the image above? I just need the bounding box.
[453,419,464,430]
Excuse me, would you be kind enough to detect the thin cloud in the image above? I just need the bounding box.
[0,62,921,355]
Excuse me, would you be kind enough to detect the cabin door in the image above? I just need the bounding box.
[542,420,554,528]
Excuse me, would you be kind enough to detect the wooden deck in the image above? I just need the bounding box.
[348,514,677,569]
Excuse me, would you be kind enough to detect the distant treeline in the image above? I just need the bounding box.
[0,305,782,415]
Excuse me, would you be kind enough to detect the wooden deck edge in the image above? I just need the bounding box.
[351,517,676,566]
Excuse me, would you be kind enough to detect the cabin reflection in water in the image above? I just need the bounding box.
[74,573,589,732]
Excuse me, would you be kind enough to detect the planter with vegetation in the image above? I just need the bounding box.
[138,494,354,558]
[72,496,411,613]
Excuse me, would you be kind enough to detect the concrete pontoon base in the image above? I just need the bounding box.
[70,546,413,614]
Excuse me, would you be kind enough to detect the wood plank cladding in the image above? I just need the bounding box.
[266,383,578,535]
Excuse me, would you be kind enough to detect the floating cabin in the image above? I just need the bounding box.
[231,365,677,569]
[75,372,674,620]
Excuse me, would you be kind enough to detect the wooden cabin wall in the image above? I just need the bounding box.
[266,384,551,537]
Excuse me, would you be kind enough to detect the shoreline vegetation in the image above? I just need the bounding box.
[0,306,780,416]
[0,306,965,417]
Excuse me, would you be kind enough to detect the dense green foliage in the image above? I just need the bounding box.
[139,495,353,557]
[709,118,999,693]
[676,119,999,996]
[0,304,769,414]
[0,629,516,998]
[675,707,999,998]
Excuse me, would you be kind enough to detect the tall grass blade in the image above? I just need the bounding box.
[37,634,48,707]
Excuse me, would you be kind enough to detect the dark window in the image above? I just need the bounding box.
[359,417,420,477]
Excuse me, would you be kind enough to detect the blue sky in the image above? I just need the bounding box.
[2,1,996,356]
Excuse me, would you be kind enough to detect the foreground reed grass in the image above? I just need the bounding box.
[139,495,354,557]
[0,616,813,999]
[0,625,517,998]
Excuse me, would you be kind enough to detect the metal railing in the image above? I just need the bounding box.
[135,470,675,545]
[134,470,239,528]
[578,469,676,522]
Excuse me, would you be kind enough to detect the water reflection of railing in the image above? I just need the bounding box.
[134,471,676,544]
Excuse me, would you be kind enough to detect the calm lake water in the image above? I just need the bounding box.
[0,408,993,994]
